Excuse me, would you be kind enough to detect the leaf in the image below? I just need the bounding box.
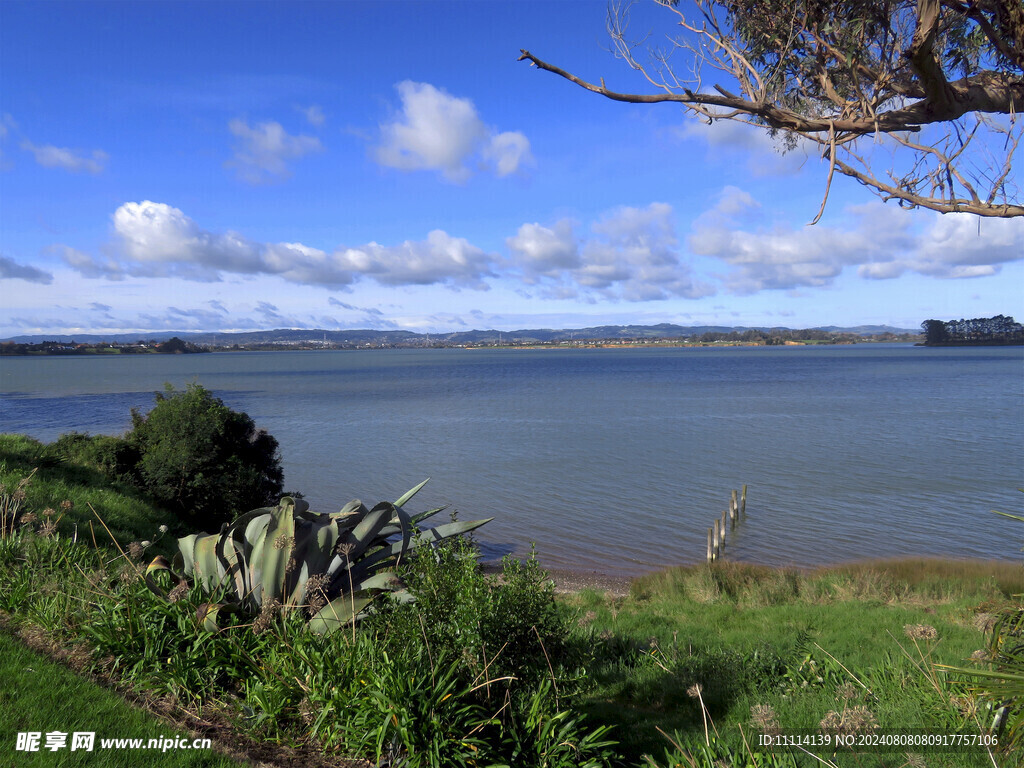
[307,593,375,635]
[394,478,429,508]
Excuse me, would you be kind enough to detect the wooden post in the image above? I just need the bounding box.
[730,490,738,528]
[712,519,720,560]
[721,510,728,543]
[741,484,747,517]
[707,527,714,562]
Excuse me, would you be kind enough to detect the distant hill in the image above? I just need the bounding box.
[3,323,920,346]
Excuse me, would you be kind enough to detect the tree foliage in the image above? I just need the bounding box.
[127,383,283,529]
[920,314,1024,343]
[520,0,1024,219]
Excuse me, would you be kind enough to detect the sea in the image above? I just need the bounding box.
[1,343,1021,576]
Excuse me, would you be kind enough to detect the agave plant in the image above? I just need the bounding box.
[145,479,490,634]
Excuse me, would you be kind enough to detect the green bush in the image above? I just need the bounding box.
[373,538,574,690]
[125,383,283,529]
[45,432,140,480]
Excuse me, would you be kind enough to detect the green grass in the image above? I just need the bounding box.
[0,433,184,547]
[2,435,1020,767]
[0,625,243,767]
[561,560,1021,767]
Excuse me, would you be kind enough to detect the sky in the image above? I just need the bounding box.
[1,0,1022,338]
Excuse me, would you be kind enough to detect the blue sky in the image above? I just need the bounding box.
[1,0,1021,338]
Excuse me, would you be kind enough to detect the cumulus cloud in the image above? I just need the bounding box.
[508,203,713,301]
[506,220,580,279]
[299,104,325,127]
[20,140,107,174]
[64,200,498,291]
[227,119,322,184]
[676,119,809,177]
[375,81,532,182]
[688,189,1023,293]
[0,255,53,284]
[883,213,1024,279]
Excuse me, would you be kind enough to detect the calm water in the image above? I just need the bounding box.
[1,344,1021,576]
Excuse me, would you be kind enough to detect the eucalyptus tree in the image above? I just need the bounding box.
[520,0,1024,220]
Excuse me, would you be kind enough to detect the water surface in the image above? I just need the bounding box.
[1,344,1021,575]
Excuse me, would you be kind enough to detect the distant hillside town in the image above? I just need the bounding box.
[0,336,209,356]
[0,324,925,355]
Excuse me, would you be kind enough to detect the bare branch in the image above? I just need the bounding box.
[518,0,1024,218]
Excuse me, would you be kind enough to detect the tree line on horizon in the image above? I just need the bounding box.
[921,315,1024,346]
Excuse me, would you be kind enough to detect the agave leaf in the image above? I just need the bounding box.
[348,502,395,557]
[196,601,242,633]
[410,518,494,548]
[352,570,404,592]
[178,533,200,578]
[308,593,376,635]
[192,533,225,591]
[260,498,297,606]
[144,555,179,598]
[394,478,429,508]
[219,511,265,603]
[244,513,273,608]
[411,505,450,526]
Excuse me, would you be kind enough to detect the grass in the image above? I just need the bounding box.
[1,436,1021,767]
[562,560,1022,767]
[0,624,243,767]
[0,433,185,547]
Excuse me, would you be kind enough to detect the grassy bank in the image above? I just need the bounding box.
[2,433,1021,767]
[565,560,1022,766]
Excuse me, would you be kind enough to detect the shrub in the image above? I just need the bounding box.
[45,432,140,480]
[125,383,283,529]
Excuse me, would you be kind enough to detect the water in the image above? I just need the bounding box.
[1,344,1021,576]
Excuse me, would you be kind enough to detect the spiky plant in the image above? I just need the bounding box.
[145,480,490,634]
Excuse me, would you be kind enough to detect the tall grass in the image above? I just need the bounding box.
[566,559,1020,767]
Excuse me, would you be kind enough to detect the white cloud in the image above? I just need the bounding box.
[375,81,532,182]
[509,203,713,301]
[506,220,580,279]
[688,191,1024,293]
[64,200,499,291]
[20,140,107,174]
[0,255,53,284]
[676,119,809,177]
[227,119,322,184]
[299,104,325,127]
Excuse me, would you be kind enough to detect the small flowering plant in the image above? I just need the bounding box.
[145,480,491,635]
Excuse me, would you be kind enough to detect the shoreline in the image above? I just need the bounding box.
[494,555,1024,599]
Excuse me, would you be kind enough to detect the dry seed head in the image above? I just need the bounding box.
[168,580,189,604]
[970,649,990,661]
[838,682,859,701]
[298,697,319,726]
[42,507,56,518]
[750,704,781,735]
[336,541,356,557]
[119,565,141,586]
[60,499,73,512]
[253,598,282,634]
[903,624,938,641]
[686,683,703,699]
[904,753,927,768]
[127,542,145,561]
[820,706,878,735]
[39,519,57,538]
[304,574,330,616]
[19,511,37,525]
[273,535,295,551]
